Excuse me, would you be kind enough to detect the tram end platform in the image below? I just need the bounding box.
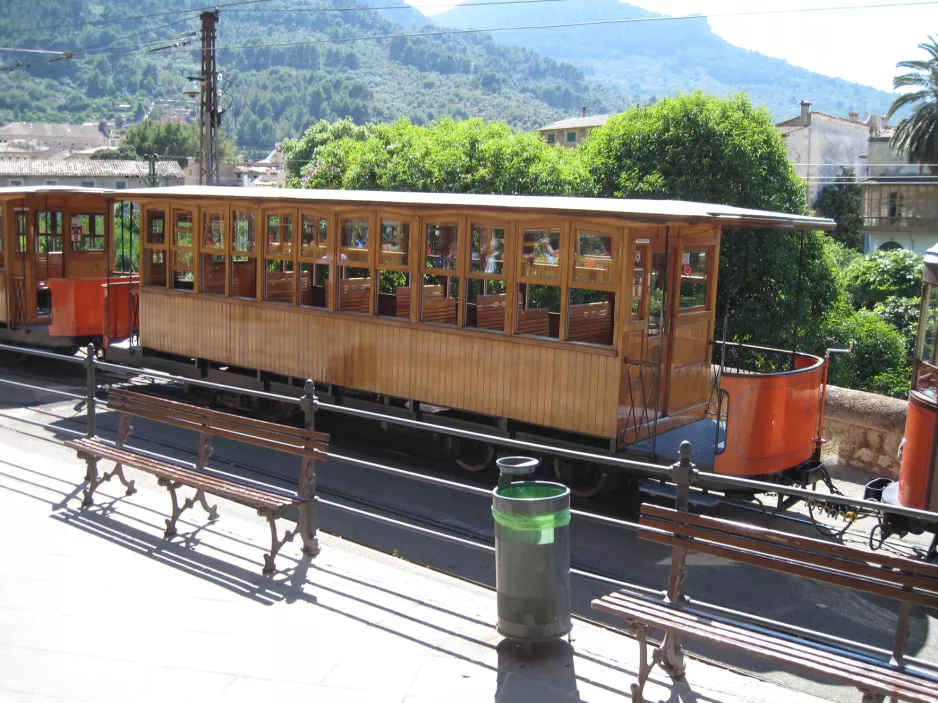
[0,427,834,703]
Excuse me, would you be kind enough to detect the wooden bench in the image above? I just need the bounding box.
[265,271,295,303]
[592,503,938,703]
[338,278,371,313]
[201,258,226,294]
[517,307,550,336]
[66,389,329,575]
[568,301,613,345]
[475,294,506,331]
[421,295,458,325]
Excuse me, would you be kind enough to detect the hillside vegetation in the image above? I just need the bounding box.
[0,0,626,156]
[431,0,897,119]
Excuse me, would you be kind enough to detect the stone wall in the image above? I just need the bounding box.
[821,385,907,479]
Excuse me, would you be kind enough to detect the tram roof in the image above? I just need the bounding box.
[0,185,835,231]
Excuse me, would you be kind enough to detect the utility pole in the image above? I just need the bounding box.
[145,153,160,187]
[198,9,219,186]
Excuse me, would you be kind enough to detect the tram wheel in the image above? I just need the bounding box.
[553,457,615,498]
[454,440,495,472]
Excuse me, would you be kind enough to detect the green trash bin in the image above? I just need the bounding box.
[492,480,572,641]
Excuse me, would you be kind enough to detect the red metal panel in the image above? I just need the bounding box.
[898,391,938,511]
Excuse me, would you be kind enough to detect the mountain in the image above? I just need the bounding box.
[0,0,628,157]
[430,0,897,120]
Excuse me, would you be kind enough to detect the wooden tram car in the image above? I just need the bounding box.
[0,185,836,495]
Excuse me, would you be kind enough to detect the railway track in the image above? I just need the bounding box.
[0,351,919,561]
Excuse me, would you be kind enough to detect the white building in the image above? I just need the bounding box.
[537,107,609,148]
[776,100,871,205]
[0,122,118,157]
[860,119,938,255]
[0,160,184,189]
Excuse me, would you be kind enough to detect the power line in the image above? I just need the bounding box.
[226,0,575,12]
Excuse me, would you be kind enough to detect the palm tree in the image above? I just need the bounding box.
[887,36,938,167]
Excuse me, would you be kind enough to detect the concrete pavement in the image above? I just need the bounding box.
[0,424,836,703]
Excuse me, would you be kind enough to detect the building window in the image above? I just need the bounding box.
[81,181,94,188]
[879,241,903,252]
[547,134,555,145]
[10,180,21,186]
[566,132,576,143]
[45,180,56,186]
[69,214,106,251]
[116,181,127,190]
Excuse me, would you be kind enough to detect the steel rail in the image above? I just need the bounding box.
[0,376,87,400]
[0,341,86,364]
[3,342,938,524]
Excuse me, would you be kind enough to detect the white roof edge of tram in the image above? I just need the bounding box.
[0,184,837,231]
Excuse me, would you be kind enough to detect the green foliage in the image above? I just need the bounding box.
[813,168,864,251]
[112,202,140,273]
[842,250,924,310]
[120,120,236,167]
[887,36,938,168]
[302,118,591,195]
[873,295,921,365]
[825,309,910,398]
[90,142,139,160]
[280,118,373,183]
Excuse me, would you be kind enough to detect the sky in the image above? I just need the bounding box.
[407,0,938,93]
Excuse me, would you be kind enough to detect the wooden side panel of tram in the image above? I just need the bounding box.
[140,288,621,438]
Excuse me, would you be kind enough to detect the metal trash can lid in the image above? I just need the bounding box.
[496,456,539,476]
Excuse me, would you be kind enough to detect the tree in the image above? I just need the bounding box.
[582,92,836,353]
[886,37,938,168]
[842,249,924,309]
[90,142,139,160]
[279,118,374,183]
[120,120,237,167]
[813,167,864,251]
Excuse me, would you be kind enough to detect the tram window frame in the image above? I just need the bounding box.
[515,221,565,341]
[678,246,712,310]
[421,219,461,326]
[565,226,618,346]
[170,208,195,291]
[376,215,415,320]
[15,211,27,253]
[229,208,258,300]
[142,205,168,288]
[264,209,297,305]
[36,210,64,254]
[298,210,331,310]
[631,244,649,321]
[0,205,4,267]
[335,213,375,315]
[69,213,106,252]
[199,207,227,296]
[465,221,508,333]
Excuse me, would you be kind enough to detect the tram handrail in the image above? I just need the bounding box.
[2,340,938,524]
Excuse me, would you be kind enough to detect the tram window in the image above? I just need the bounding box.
[172,251,194,291]
[568,289,614,346]
[923,286,938,366]
[265,259,295,304]
[267,214,293,258]
[421,273,459,326]
[679,249,709,308]
[16,212,26,252]
[470,224,504,274]
[146,210,165,245]
[379,219,409,267]
[341,218,369,263]
[517,283,560,340]
[520,228,560,280]
[202,211,225,250]
[648,252,667,337]
[338,266,371,313]
[301,214,328,260]
[299,263,329,308]
[201,254,226,295]
[573,232,613,286]
[425,223,458,271]
[232,210,256,254]
[37,211,63,252]
[0,206,3,263]
[466,278,507,332]
[146,250,166,287]
[174,211,193,248]
[377,270,411,319]
[70,214,105,251]
[631,248,645,318]
[230,256,256,298]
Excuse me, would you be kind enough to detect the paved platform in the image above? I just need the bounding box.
[0,426,834,703]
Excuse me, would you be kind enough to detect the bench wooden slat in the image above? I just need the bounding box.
[593,593,938,703]
[600,592,938,696]
[67,439,294,510]
[640,527,938,611]
[642,504,938,582]
[108,389,329,445]
[641,515,938,597]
